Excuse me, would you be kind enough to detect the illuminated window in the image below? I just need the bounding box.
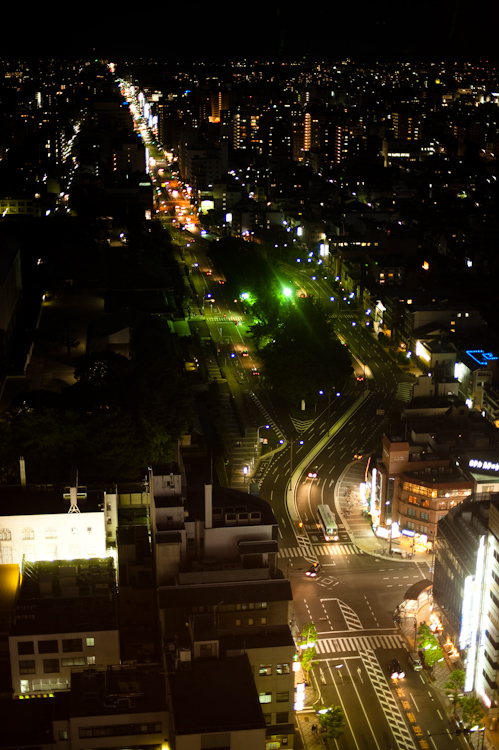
[22,528,34,541]
[85,638,95,647]
[0,529,11,541]
[277,663,290,674]
[62,657,85,667]
[259,692,272,703]
[260,665,272,676]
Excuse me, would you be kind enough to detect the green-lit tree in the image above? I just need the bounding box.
[318,705,346,741]
[444,669,465,719]
[301,648,319,674]
[416,623,444,672]
[298,621,318,675]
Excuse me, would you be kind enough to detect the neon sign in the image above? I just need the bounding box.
[466,350,498,366]
[469,459,499,472]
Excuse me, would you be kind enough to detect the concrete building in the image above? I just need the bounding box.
[0,480,116,569]
[149,466,295,749]
[434,496,499,727]
[374,433,473,546]
[168,655,266,750]
[55,664,168,750]
[8,557,120,697]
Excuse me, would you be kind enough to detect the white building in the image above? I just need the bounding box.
[0,484,117,568]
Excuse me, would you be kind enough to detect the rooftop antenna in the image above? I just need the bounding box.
[68,465,80,513]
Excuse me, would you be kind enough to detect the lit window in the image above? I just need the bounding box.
[277,663,290,674]
[259,692,272,703]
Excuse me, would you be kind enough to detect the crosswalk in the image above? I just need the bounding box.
[278,544,363,558]
[396,381,414,403]
[317,632,407,655]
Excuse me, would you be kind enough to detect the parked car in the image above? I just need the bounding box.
[408,652,423,671]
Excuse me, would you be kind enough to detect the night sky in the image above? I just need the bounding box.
[2,1,499,62]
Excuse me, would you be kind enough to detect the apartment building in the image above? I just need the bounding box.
[149,467,295,749]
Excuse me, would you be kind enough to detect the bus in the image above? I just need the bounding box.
[317,504,339,541]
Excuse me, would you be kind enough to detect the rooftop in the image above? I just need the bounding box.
[11,558,118,636]
[169,655,265,735]
[70,664,167,718]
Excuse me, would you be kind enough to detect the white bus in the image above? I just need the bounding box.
[317,504,339,541]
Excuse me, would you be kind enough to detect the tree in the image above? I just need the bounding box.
[299,621,318,646]
[444,669,465,719]
[461,695,484,734]
[258,298,352,406]
[298,621,319,675]
[318,705,346,741]
[416,623,444,672]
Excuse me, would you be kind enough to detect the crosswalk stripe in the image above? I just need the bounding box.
[316,633,406,654]
[278,544,362,559]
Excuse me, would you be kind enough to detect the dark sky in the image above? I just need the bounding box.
[3,1,498,62]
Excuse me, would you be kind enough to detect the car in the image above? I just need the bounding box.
[307,468,318,479]
[353,453,363,460]
[306,562,321,577]
[205,269,213,276]
[388,659,405,680]
[251,367,260,376]
[242,349,249,357]
[356,375,364,381]
[218,279,225,284]
[408,652,423,671]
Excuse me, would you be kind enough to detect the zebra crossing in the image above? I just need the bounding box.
[317,632,407,655]
[278,543,363,559]
[207,315,244,323]
[396,381,414,403]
